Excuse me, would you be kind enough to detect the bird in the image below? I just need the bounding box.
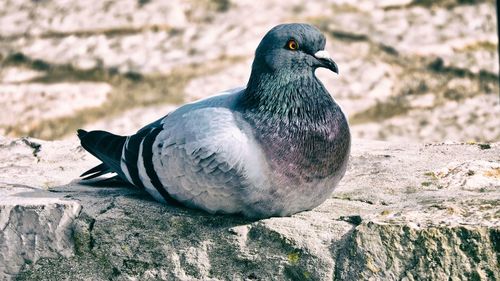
[77,23,350,219]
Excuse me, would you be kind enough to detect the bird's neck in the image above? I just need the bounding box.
[237,69,337,124]
[236,69,350,182]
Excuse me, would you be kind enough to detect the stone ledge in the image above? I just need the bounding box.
[0,137,498,280]
[0,187,81,280]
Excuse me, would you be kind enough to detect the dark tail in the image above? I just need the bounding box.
[77,129,127,180]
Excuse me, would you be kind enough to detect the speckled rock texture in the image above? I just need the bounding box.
[0,136,498,280]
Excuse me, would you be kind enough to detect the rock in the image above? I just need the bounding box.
[0,188,81,279]
[0,66,44,83]
[0,0,189,37]
[329,2,497,70]
[0,82,111,137]
[78,104,178,137]
[354,94,500,142]
[184,59,252,102]
[0,137,498,280]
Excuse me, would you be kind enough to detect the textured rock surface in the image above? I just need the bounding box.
[0,136,498,280]
[0,82,110,131]
[0,188,81,279]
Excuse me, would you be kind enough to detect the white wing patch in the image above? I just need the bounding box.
[137,138,167,204]
[120,137,133,184]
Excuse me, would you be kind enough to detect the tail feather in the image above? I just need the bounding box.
[80,162,109,177]
[77,129,88,138]
[81,163,112,180]
[78,129,127,180]
[79,175,132,187]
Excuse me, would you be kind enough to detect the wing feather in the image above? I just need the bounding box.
[151,104,267,214]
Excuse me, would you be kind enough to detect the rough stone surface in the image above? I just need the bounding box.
[79,104,178,137]
[0,188,81,280]
[0,137,498,280]
[0,82,110,131]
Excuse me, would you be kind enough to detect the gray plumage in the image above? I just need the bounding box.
[78,23,350,218]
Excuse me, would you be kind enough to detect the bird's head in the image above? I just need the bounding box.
[252,23,338,75]
[240,23,341,116]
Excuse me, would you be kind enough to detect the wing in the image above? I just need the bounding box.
[79,87,268,214]
[150,105,269,214]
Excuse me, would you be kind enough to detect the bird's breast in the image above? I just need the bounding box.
[255,111,350,185]
[242,116,350,217]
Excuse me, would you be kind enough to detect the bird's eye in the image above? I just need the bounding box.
[286,39,298,50]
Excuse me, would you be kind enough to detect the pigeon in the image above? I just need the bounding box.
[78,23,350,218]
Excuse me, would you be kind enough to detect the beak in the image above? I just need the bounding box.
[314,50,339,74]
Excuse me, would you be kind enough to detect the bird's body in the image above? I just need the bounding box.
[78,23,350,218]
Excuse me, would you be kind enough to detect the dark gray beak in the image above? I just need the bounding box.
[314,50,339,74]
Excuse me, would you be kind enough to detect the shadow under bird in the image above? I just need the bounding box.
[77,23,350,218]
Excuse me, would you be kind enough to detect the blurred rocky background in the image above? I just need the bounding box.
[0,0,498,142]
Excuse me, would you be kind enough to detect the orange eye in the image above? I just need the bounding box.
[287,39,298,50]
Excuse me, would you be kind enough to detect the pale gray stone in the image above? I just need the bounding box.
[0,137,497,280]
[0,82,111,135]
